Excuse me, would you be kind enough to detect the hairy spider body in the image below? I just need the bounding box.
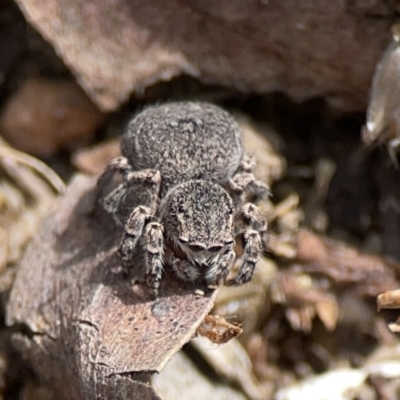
[97,102,268,296]
[121,102,244,196]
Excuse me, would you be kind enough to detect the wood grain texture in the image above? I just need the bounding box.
[14,0,392,111]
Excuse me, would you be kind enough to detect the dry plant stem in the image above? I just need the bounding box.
[6,175,218,400]
[0,138,65,194]
[0,138,63,277]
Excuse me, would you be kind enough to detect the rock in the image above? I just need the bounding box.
[0,78,104,156]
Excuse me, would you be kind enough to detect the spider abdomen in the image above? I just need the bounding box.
[121,102,243,196]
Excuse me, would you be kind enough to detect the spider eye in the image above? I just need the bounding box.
[224,239,234,246]
[189,244,206,252]
[208,245,223,252]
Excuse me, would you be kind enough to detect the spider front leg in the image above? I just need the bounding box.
[102,168,161,225]
[167,251,201,282]
[141,222,164,297]
[227,230,261,286]
[119,205,153,268]
[167,249,235,289]
[204,249,236,288]
[228,171,270,203]
[117,171,161,290]
[227,203,267,286]
[235,203,268,233]
[95,156,133,203]
[238,153,256,173]
[119,208,164,297]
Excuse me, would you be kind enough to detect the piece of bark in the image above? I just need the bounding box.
[6,175,218,399]
[14,0,391,111]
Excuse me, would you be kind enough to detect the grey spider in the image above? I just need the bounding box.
[96,102,269,296]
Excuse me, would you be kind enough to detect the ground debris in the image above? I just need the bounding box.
[271,270,339,332]
[362,25,400,151]
[276,344,400,400]
[197,315,243,344]
[238,115,287,187]
[296,229,400,296]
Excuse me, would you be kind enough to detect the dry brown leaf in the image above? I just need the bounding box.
[197,315,243,344]
[0,140,65,195]
[315,300,339,332]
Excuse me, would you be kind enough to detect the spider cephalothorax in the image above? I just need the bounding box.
[96,102,268,296]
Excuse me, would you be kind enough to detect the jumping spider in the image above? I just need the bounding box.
[96,102,269,296]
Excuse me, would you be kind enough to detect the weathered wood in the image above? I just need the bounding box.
[14,0,392,111]
[6,175,217,399]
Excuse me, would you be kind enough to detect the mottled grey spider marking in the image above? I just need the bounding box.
[96,101,269,296]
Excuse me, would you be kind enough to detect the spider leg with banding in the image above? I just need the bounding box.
[238,153,256,173]
[119,207,165,297]
[95,156,133,204]
[204,249,236,287]
[100,167,163,296]
[227,171,270,204]
[98,162,161,224]
[141,221,165,297]
[227,203,267,286]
